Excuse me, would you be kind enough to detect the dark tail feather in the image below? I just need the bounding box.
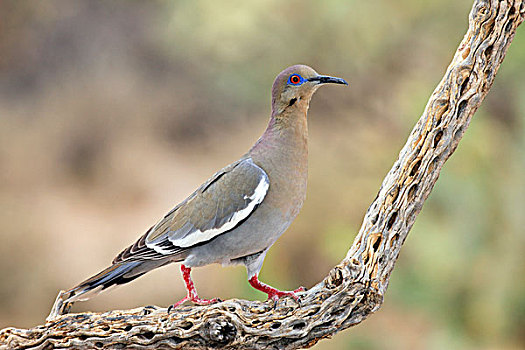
[66,261,144,302]
[66,258,172,303]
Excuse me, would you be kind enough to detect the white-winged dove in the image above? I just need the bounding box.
[47,65,347,320]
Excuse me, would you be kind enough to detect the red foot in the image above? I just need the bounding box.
[170,265,219,309]
[249,275,304,301]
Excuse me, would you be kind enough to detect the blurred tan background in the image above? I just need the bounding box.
[0,1,524,349]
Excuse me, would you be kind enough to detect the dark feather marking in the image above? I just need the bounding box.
[163,206,178,219]
[202,171,227,193]
[107,272,147,288]
[107,260,172,288]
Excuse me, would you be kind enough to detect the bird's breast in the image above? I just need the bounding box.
[255,144,308,222]
[248,115,309,226]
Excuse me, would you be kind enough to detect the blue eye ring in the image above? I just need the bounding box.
[287,74,304,85]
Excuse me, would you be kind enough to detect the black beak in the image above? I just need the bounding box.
[308,75,348,85]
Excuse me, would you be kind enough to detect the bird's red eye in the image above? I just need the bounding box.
[290,75,300,84]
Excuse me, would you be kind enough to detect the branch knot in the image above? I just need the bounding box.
[201,317,237,346]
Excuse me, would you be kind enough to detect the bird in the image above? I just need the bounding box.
[47,64,347,320]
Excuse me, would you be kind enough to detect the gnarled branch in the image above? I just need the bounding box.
[1,1,523,349]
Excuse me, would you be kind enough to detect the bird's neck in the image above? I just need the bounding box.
[249,110,308,170]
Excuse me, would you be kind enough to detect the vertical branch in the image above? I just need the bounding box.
[346,0,524,298]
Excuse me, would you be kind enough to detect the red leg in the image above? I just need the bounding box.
[171,265,219,308]
[248,275,304,302]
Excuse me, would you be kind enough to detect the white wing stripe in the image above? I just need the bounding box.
[165,175,269,248]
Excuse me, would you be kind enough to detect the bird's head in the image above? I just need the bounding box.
[271,65,348,116]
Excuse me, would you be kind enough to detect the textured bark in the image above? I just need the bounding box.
[1,0,523,349]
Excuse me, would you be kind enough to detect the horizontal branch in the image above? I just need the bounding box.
[1,0,523,349]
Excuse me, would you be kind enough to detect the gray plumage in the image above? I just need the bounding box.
[47,64,347,319]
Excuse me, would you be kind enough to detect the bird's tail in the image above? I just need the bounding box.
[47,260,169,320]
[68,261,149,302]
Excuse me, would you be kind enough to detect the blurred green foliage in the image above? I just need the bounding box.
[0,1,523,349]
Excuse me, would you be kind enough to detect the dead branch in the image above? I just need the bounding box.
[1,0,523,349]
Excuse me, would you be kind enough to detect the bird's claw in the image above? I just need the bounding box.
[142,305,157,315]
[268,290,298,301]
[168,296,220,313]
[270,293,302,309]
[267,287,305,306]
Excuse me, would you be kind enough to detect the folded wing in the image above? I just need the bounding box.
[113,158,269,263]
